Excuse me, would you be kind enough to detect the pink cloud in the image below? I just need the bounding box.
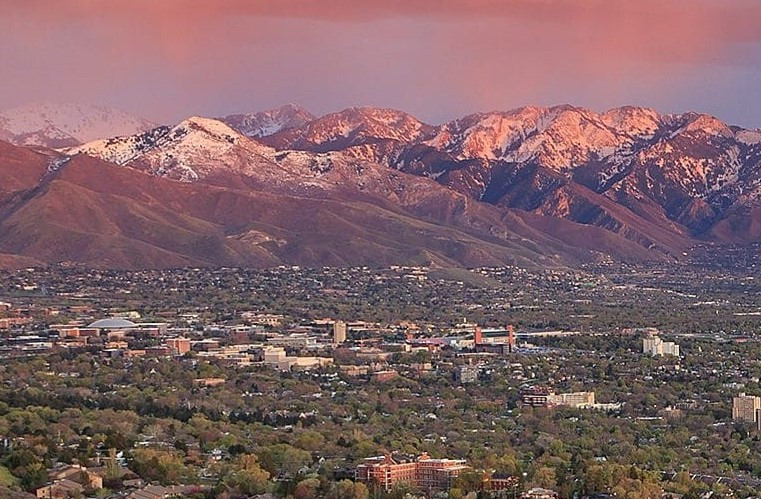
[1,0,759,126]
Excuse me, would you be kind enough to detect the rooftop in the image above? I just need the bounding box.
[87,318,137,329]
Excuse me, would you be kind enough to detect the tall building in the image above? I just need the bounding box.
[642,333,679,357]
[733,393,761,423]
[333,320,347,344]
[356,453,468,493]
[662,342,680,356]
[474,326,483,345]
[506,325,515,353]
[166,337,191,355]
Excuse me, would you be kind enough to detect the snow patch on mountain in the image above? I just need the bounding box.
[0,102,155,148]
[221,104,315,138]
[737,130,761,146]
[69,117,277,181]
[291,107,432,145]
[426,107,547,160]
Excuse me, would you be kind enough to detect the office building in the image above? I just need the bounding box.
[333,320,347,344]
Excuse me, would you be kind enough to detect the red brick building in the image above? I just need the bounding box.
[355,453,468,493]
[166,337,191,355]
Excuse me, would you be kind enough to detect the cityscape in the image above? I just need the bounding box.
[3,0,761,498]
[0,258,760,497]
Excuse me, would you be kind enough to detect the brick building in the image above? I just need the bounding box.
[355,453,468,493]
[166,337,191,355]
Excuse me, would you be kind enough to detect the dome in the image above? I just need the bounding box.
[87,318,137,329]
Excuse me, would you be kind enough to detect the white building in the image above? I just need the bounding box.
[643,334,679,357]
[262,347,332,371]
[548,391,595,408]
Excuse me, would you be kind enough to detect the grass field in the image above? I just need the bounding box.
[0,465,19,487]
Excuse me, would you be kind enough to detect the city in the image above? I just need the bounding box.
[0,259,760,497]
[3,1,761,497]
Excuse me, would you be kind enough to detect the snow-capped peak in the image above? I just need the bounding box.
[292,107,432,145]
[67,116,283,181]
[680,113,733,137]
[221,104,316,138]
[601,106,661,138]
[426,106,550,159]
[179,116,242,142]
[0,102,156,148]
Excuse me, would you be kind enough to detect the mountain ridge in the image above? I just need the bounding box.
[1,102,759,269]
[0,102,156,149]
[255,104,761,246]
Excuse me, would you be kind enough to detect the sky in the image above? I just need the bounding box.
[1,0,760,127]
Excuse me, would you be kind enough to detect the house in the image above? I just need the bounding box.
[521,487,559,499]
[48,464,103,489]
[128,484,207,498]
[36,479,83,498]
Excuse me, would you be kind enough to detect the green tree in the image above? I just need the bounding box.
[452,469,486,494]
[258,443,312,476]
[326,479,370,499]
[223,454,271,496]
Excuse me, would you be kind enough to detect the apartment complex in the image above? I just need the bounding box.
[521,386,553,407]
[355,453,468,493]
[732,393,761,424]
[521,388,619,411]
[166,337,191,355]
[642,334,680,357]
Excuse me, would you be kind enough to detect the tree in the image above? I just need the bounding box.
[257,443,312,476]
[222,454,271,496]
[326,479,370,499]
[130,449,187,485]
[530,466,557,489]
[452,469,486,494]
[294,477,321,499]
[296,430,326,452]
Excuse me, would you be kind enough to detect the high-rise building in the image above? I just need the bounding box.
[474,326,483,345]
[506,325,515,353]
[333,320,347,344]
[642,333,679,357]
[733,393,761,423]
[662,342,680,356]
[166,337,191,355]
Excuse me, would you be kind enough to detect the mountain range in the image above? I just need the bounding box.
[0,102,759,269]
